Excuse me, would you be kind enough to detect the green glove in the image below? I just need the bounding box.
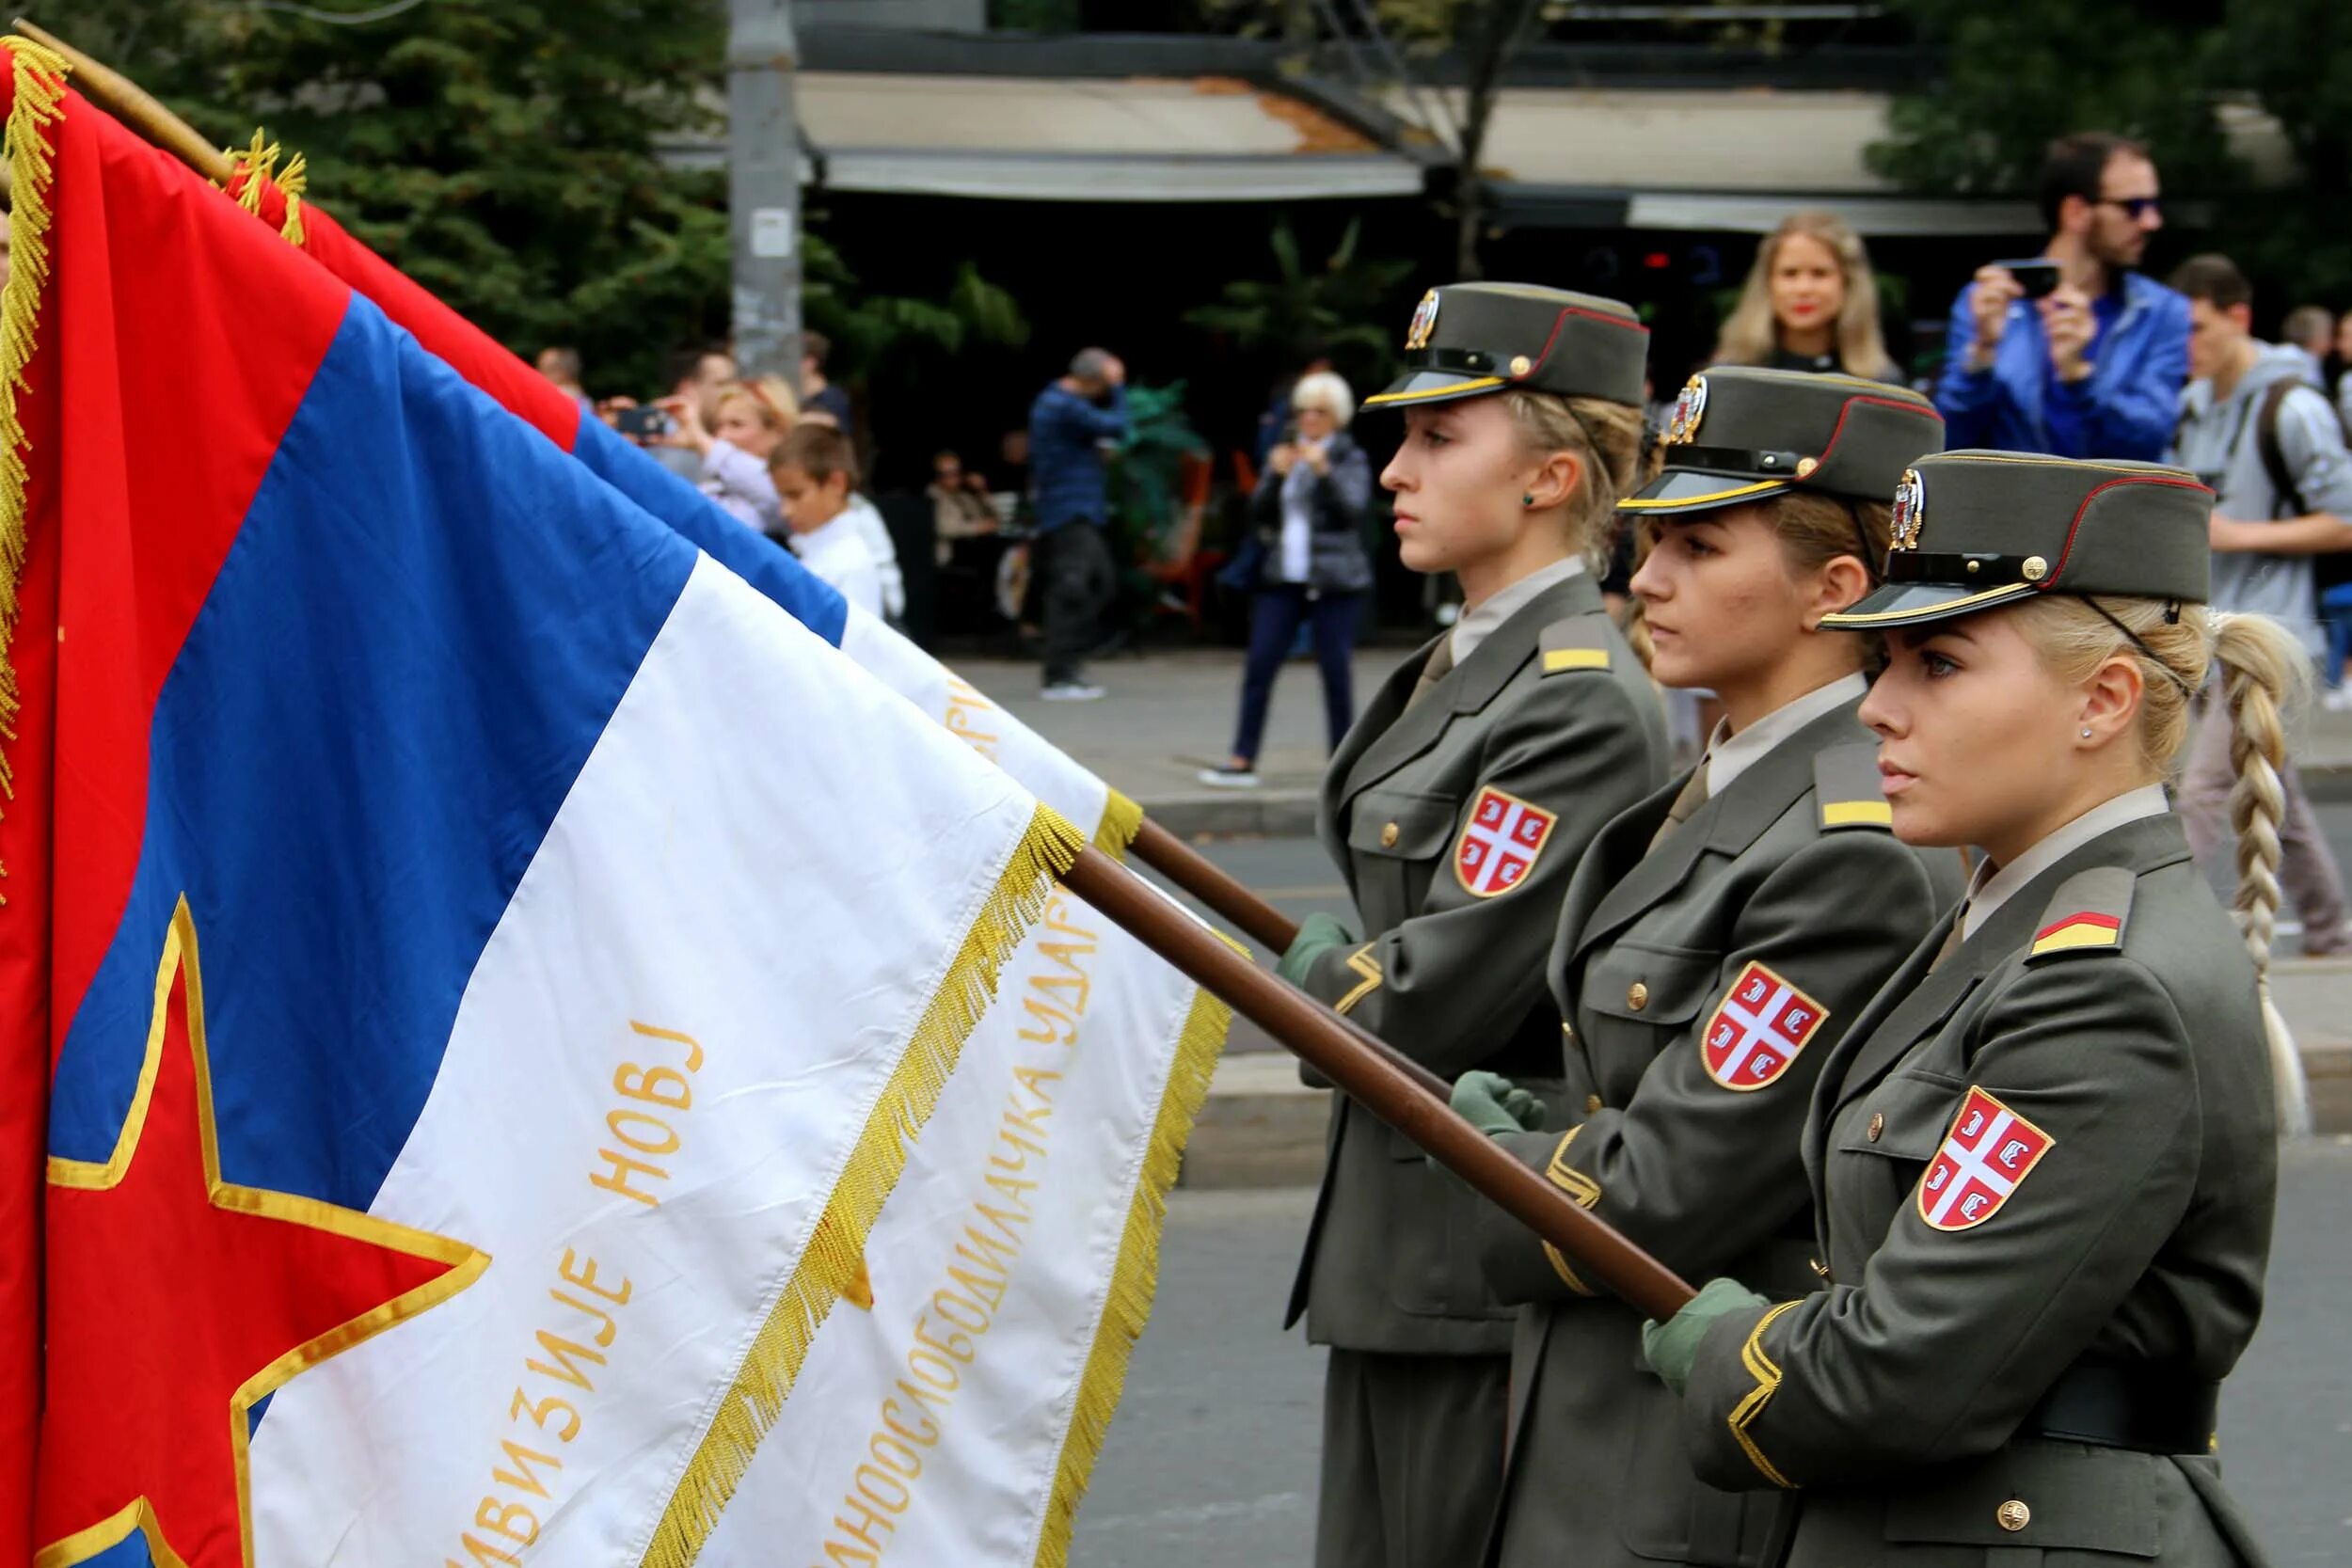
[1277,911,1355,987]
[1450,1069,1548,1139]
[1641,1277,1771,1397]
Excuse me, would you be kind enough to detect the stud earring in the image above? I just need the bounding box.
[2080,727,2094,739]
[1523,492,1536,507]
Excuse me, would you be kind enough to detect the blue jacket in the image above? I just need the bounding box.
[1027,381,1129,532]
[1933,272,2189,461]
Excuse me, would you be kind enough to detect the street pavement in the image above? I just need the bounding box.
[1069,1143,2352,1568]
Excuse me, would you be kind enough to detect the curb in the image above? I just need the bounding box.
[2299,763,2352,803]
[1144,789,1320,839]
[1181,1037,2352,1192]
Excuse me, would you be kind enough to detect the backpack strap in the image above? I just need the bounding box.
[2255,380,2305,519]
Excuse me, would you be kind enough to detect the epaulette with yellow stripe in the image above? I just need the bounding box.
[2026,866,2135,959]
[1538,611,1613,675]
[1813,743,1893,831]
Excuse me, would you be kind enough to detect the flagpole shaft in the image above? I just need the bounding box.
[1127,818,1454,1103]
[1060,846,1697,1321]
[1131,817,1300,952]
[12,20,234,183]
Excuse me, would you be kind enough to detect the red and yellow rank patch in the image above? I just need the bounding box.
[2029,911,2122,956]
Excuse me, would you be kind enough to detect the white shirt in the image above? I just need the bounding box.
[1959,784,2171,941]
[789,513,885,619]
[1702,672,1870,796]
[1450,555,1587,666]
[842,495,906,619]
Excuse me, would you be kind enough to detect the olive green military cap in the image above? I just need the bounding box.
[1621,367,1945,516]
[1361,283,1647,411]
[1820,451,2215,630]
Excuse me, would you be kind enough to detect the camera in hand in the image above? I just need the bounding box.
[1993,260,2061,300]
[615,404,673,439]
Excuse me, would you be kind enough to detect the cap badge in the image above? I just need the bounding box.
[1406,289,1441,352]
[1665,375,1708,445]
[1890,467,1926,551]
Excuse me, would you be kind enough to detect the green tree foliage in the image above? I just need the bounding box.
[1872,0,2352,307]
[53,1,1025,392]
[1184,216,1415,389]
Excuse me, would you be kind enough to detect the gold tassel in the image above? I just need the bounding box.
[1092,786,1144,861]
[0,37,72,884]
[227,128,277,214]
[639,801,1086,1568]
[1030,948,1236,1568]
[275,149,308,246]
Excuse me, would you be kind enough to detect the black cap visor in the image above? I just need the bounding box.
[1819,578,2038,630]
[1618,466,1795,516]
[1360,368,1508,412]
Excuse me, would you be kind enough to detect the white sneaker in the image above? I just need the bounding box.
[1197,766,1262,788]
[2325,685,2352,713]
[1041,681,1106,702]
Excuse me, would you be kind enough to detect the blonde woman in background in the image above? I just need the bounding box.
[1713,210,1902,384]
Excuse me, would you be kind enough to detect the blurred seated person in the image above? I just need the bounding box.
[660,378,797,533]
[770,423,885,618]
[930,450,1000,565]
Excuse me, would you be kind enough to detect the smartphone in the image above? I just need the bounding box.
[1992,260,2061,299]
[615,404,672,439]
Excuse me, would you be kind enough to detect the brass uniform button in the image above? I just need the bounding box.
[1561,1021,1575,1039]
[1585,1093,1604,1115]
[1867,1113,1885,1143]
[2021,554,2049,581]
[1808,1257,1830,1280]
[1626,981,1650,1012]
[1380,821,1400,848]
[1996,1499,2031,1532]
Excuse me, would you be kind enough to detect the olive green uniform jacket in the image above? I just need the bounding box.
[1475,698,1965,1567]
[1287,568,1670,1355]
[1677,813,2278,1567]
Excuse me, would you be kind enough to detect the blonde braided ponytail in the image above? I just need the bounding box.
[2211,611,2313,1136]
[2015,598,2312,1136]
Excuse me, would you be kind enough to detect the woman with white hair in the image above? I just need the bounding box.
[1200,369,1376,786]
[1713,210,1902,384]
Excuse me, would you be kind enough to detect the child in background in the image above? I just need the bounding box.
[770,423,885,619]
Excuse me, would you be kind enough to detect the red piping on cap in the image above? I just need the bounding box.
[2041,474,2215,590]
[1520,304,1650,380]
[1810,393,1944,472]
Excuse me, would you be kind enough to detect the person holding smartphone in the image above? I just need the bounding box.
[1934,132,2188,462]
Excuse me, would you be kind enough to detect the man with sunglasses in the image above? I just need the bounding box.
[1935,131,2190,461]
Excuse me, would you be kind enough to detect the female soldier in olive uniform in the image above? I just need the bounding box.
[1645,451,2293,1566]
[1457,368,1966,1568]
[1276,283,1670,1568]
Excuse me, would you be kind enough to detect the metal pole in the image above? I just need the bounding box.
[726,0,803,382]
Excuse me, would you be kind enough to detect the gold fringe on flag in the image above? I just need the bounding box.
[1093,786,1145,860]
[640,801,1088,1568]
[274,148,308,246]
[0,36,71,883]
[1030,957,1235,1568]
[225,129,306,244]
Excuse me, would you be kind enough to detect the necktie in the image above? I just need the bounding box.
[1406,635,1456,711]
[1646,763,1711,851]
[1926,906,1967,973]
